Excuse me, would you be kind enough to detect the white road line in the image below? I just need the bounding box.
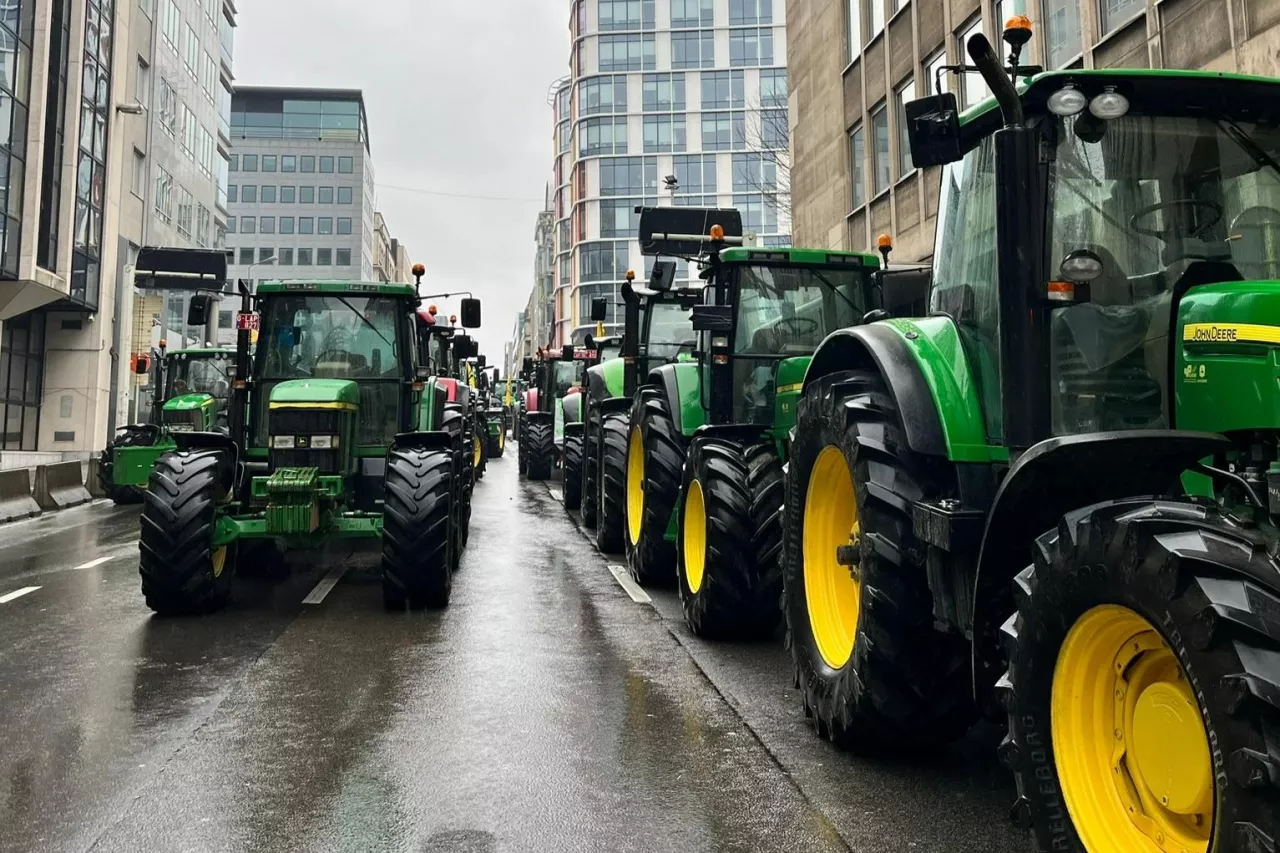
[548,485,563,502]
[606,564,652,605]
[74,556,113,571]
[302,565,349,605]
[0,586,41,604]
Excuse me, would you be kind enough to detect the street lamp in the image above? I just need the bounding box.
[246,255,277,290]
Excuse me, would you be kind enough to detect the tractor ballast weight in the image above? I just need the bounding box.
[785,23,1280,853]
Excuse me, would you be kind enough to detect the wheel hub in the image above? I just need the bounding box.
[802,446,860,671]
[683,479,707,594]
[626,427,645,546]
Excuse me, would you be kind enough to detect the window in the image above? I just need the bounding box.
[297,248,312,266]
[200,52,217,104]
[760,109,787,149]
[733,153,778,192]
[227,184,238,203]
[869,0,885,39]
[177,188,194,238]
[242,154,258,172]
[337,186,353,204]
[1099,0,1143,36]
[674,154,717,194]
[198,127,215,177]
[337,217,352,235]
[257,185,277,204]
[579,241,629,282]
[599,157,658,197]
[702,112,744,151]
[300,156,315,172]
[871,103,890,195]
[642,73,686,111]
[338,156,353,173]
[197,206,211,247]
[136,58,150,111]
[317,248,332,265]
[847,0,861,60]
[849,125,865,208]
[300,186,315,203]
[159,78,178,137]
[896,78,915,177]
[155,167,174,222]
[318,187,334,204]
[643,115,685,152]
[702,70,745,110]
[281,155,296,172]
[241,185,257,203]
[760,69,787,108]
[599,0,655,30]
[959,18,988,107]
[730,0,772,24]
[181,104,198,158]
[599,34,655,71]
[600,200,640,237]
[671,0,713,27]
[671,30,715,68]
[580,117,629,156]
[260,217,275,234]
[161,0,180,50]
[317,156,333,173]
[229,154,239,171]
[336,248,352,266]
[729,29,774,66]
[1043,0,1083,67]
[278,248,293,265]
[280,216,295,234]
[732,194,779,233]
[241,216,256,234]
[226,216,235,233]
[257,248,274,264]
[238,247,253,265]
[280,186,296,203]
[924,48,948,96]
[318,217,333,235]
[579,75,628,116]
[132,149,146,197]
[184,24,199,76]
[262,155,277,172]
[299,217,314,234]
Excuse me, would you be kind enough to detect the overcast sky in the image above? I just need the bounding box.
[236,1,569,356]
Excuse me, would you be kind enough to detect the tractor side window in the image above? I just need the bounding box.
[931,135,1001,442]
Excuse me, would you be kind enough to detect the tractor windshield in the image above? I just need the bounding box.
[553,361,584,396]
[644,301,697,361]
[166,352,233,403]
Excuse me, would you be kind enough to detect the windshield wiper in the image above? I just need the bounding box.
[1217,118,1280,178]
[807,268,865,317]
[336,296,395,352]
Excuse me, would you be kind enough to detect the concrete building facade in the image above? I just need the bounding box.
[789,0,1280,262]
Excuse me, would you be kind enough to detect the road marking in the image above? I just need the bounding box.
[74,556,113,571]
[302,565,349,605]
[548,485,563,502]
[606,564,652,604]
[0,586,41,604]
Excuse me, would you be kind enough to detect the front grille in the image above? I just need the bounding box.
[269,407,346,474]
[272,448,342,472]
[270,409,342,437]
[163,409,204,432]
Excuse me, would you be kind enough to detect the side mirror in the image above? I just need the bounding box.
[560,345,575,361]
[584,334,596,350]
[453,333,473,359]
[460,298,482,329]
[590,296,608,322]
[649,260,677,291]
[521,357,533,375]
[905,93,963,168]
[877,267,933,318]
[691,304,732,332]
[415,365,433,380]
[493,368,501,382]
[133,354,151,375]
[477,354,487,368]
[187,293,214,326]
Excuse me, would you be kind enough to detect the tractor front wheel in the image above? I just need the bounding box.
[139,449,237,615]
[525,420,555,481]
[563,431,583,511]
[783,369,974,751]
[1001,499,1280,853]
[581,414,600,528]
[624,387,685,586]
[517,413,528,475]
[382,447,454,610]
[677,437,784,639]
[489,424,506,459]
[595,411,629,553]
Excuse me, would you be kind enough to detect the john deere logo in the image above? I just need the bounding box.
[1183,363,1208,384]
[1190,325,1238,342]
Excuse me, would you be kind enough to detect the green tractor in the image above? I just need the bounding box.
[518,346,592,481]
[138,252,482,615]
[785,24,1280,852]
[560,306,623,514]
[100,345,235,504]
[477,365,507,460]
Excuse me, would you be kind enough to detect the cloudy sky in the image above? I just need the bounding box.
[236,1,569,355]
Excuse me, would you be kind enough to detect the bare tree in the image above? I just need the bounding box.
[735,100,792,222]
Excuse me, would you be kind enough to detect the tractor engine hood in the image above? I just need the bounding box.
[163,393,216,412]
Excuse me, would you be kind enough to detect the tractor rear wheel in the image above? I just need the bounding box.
[99,431,152,504]
[595,411,629,553]
[784,369,974,752]
[441,404,468,568]
[624,387,685,587]
[581,413,600,528]
[517,413,528,475]
[489,424,506,458]
[472,426,487,482]
[139,449,237,615]
[1000,499,1280,853]
[525,420,555,481]
[382,447,453,610]
[563,432,583,511]
[677,437,784,639]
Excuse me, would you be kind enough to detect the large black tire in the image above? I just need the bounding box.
[382,447,453,609]
[624,387,685,587]
[525,420,555,481]
[677,437,784,640]
[472,423,488,482]
[99,431,153,504]
[581,413,600,528]
[783,369,974,752]
[489,422,506,458]
[596,411,629,553]
[563,432,583,511]
[139,449,236,615]
[441,404,468,568]
[1000,499,1280,853]
[517,413,528,475]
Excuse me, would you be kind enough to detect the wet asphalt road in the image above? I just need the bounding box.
[0,451,1029,853]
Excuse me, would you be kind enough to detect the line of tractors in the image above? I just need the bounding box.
[99,248,509,614]
[516,23,1279,853]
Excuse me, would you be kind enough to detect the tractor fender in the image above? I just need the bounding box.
[435,377,460,403]
[691,424,770,445]
[598,397,632,416]
[562,391,583,426]
[803,324,947,457]
[525,411,554,425]
[647,361,703,437]
[391,430,454,453]
[170,432,239,490]
[524,388,540,413]
[116,423,161,444]
[564,422,585,437]
[586,365,609,403]
[968,429,1231,700]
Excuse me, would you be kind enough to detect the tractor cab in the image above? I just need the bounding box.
[160,348,235,433]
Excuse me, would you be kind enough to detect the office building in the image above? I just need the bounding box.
[789,0,1280,261]
[543,0,792,345]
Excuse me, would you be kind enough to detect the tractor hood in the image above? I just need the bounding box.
[269,379,361,408]
[163,393,215,412]
[587,358,625,401]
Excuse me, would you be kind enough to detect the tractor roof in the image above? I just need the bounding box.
[719,246,879,267]
[256,280,417,297]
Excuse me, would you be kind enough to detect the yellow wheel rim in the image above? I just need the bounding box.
[212,546,227,579]
[683,479,707,594]
[626,426,645,546]
[803,446,860,670]
[1052,605,1214,853]
[498,430,505,452]
[473,435,482,468]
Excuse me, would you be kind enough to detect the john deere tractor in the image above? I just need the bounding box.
[478,366,507,460]
[519,347,591,481]
[785,22,1280,853]
[137,253,482,614]
[622,207,904,641]
[560,303,622,514]
[100,345,234,504]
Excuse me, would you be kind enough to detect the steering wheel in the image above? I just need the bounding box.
[1129,199,1224,240]
[775,317,820,337]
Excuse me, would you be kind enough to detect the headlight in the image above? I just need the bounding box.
[1047,86,1087,116]
[1089,87,1129,119]
[168,423,195,432]
[272,435,296,449]
[310,435,338,449]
